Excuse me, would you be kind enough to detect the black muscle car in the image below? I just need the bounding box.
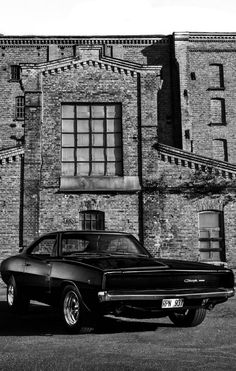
[0,231,234,332]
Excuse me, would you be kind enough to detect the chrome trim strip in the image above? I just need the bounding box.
[98,289,235,302]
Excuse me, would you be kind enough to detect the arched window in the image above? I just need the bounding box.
[80,210,105,230]
[198,210,225,262]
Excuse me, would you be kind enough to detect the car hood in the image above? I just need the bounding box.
[65,255,224,272]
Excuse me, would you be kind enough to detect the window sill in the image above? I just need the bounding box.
[208,122,227,126]
[60,176,141,192]
[207,87,225,91]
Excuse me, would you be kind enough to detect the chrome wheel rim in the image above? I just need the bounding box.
[7,284,14,306]
[63,291,80,326]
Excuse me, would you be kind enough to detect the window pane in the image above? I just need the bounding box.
[62,105,74,118]
[107,133,121,146]
[211,251,221,260]
[77,134,89,146]
[200,251,211,260]
[107,162,122,175]
[62,148,74,161]
[62,120,74,132]
[92,120,104,132]
[77,148,89,161]
[62,134,74,147]
[107,119,121,132]
[77,162,90,175]
[77,120,89,132]
[92,162,105,175]
[91,105,105,118]
[199,212,219,228]
[107,147,122,161]
[92,148,105,161]
[92,134,104,146]
[199,230,210,239]
[107,105,121,118]
[61,163,74,175]
[77,105,90,118]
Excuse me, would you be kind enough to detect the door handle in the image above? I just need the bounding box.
[25,262,31,266]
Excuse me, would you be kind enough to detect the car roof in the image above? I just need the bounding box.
[39,230,132,237]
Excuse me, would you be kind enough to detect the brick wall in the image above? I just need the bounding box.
[0,156,22,262]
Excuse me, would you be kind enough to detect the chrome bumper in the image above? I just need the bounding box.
[98,288,235,302]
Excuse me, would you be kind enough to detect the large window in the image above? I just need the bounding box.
[199,211,225,262]
[61,103,123,176]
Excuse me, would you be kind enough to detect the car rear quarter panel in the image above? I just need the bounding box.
[1,256,25,284]
[50,261,103,290]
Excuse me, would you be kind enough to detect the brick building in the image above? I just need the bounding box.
[0,32,236,274]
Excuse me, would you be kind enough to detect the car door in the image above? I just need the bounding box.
[23,233,58,300]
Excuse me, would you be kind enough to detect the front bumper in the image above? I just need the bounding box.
[98,288,235,302]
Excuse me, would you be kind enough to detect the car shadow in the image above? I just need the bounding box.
[0,300,173,336]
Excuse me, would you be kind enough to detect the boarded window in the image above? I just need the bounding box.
[209,64,224,89]
[80,210,105,230]
[213,139,228,162]
[61,103,123,176]
[199,211,225,262]
[210,98,226,124]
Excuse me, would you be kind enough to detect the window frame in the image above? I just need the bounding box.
[198,210,225,262]
[15,96,25,120]
[79,210,105,231]
[10,65,21,81]
[61,103,123,177]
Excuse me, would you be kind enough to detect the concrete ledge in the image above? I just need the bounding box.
[60,175,141,192]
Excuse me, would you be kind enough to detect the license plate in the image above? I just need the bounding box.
[161,298,184,308]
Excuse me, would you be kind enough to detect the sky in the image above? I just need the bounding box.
[1,0,236,36]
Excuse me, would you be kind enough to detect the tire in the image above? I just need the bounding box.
[61,285,84,333]
[169,308,207,327]
[7,276,30,313]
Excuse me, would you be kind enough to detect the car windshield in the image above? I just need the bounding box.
[61,233,149,257]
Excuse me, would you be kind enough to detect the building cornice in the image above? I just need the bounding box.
[157,143,236,179]
[0,146,24,165]
[20,50,162,77]
[174,32,236,42]
[0,35,170,46]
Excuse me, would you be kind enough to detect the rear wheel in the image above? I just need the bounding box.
[7,276,29,313]
[61,285,84,333]
[169,308,207,327]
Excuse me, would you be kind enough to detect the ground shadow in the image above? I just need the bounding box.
[0,300,173,336]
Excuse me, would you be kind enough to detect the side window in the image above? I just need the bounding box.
[61,234,94,255]
[198,211,225,262]
[30,235,57,257]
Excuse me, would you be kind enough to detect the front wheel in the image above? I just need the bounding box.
[7,276,29,313]
[61,285,84,333]
[169,308,207,327]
